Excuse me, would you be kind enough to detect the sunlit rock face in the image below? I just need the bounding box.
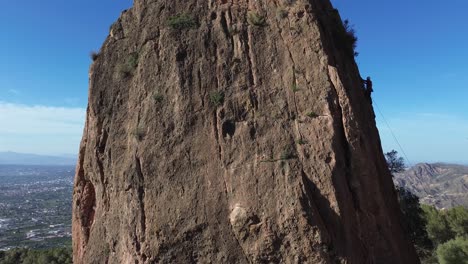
[72,0,420,263]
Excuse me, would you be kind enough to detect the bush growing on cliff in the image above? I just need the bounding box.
[209,91,224,107]
[118,52,139,78]
[306,112,319,118]
[228,25,241,36]
[280,149,296,160]
[153,93,164,103]
[276,8,288,20]
[342,19,358,57]
[296,139,306,145]
[248,12,267,27]
[167,14,197,30]
[330,11,359,58]
[90,51,99,61]
[291,84,300,93]
[133,125,146,141]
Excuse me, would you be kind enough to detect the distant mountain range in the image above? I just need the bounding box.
[0,151,77,166]
[394,163,468,209]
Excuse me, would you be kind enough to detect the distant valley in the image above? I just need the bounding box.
[394,163,468,209]
[0,165,74,250]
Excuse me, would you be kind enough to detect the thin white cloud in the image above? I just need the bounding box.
[0,102,86,155]
[7,89,20,95]
[414,112,454,119]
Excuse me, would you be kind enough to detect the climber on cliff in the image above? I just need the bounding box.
[362,76,373,99]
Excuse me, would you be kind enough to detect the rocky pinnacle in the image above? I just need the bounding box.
[73,0,420,263]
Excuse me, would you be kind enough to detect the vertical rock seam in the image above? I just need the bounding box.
[73,0,420,263]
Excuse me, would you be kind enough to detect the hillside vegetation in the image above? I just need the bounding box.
[397,187,468,263]
[0,247,72,264]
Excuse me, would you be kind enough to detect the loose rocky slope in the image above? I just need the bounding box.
[73,0,419,263]
[394,163,468,209]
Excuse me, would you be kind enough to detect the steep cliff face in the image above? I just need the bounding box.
[73,0,419,263]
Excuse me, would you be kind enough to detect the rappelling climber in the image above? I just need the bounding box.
[365,77,373,96]
[361,76,373,100]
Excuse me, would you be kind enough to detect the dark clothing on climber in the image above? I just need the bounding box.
[366,77,373,93]
[362,77,373,99]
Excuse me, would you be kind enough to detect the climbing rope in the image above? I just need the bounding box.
[373,98,413,167]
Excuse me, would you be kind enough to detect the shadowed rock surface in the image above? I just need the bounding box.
[73,0,419,263]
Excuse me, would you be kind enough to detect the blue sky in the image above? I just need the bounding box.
[0,1,467,164]
[332,0,468,164]
[0,0,132,155]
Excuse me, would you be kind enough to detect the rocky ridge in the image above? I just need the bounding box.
[394,163,468,209]
[73,0,419,263]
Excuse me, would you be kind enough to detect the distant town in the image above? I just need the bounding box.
[0,165,74,250]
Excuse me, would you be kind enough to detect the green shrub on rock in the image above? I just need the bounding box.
[248,12,267,27]
[118,52,139,78]
[209,91,224,107]
[168,14,197,30]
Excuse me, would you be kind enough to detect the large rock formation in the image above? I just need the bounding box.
[73,0,420,263]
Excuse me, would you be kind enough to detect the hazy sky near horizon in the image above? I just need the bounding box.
[0,0,467,164]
